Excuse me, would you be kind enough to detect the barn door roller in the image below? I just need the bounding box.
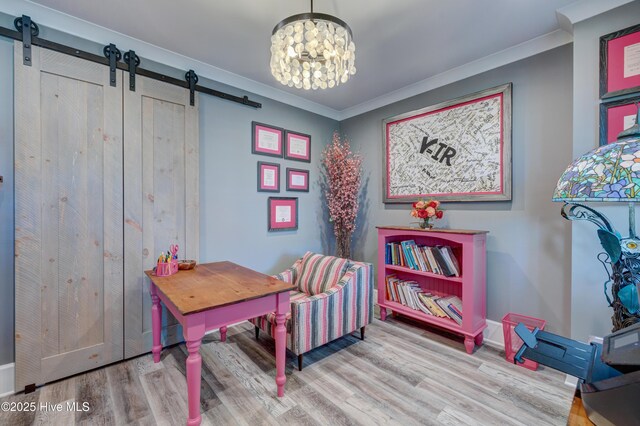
[14,15,39,66]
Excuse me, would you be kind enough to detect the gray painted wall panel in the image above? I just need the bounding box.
[340,46,574,334]
[198,84,339,273]
[571,1,640,341]
[0,39,14,365]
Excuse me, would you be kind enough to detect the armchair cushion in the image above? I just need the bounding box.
[295,251,349,295]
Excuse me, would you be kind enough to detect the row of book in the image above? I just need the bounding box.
[385,240,460,277]
[385,275,463,325]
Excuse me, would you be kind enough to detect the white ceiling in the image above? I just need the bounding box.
[26,0,576,113]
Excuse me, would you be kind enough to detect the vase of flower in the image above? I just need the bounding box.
[419,218,433,229]
[411,199,443,229]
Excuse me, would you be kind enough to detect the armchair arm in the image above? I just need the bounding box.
[272,258,303,284]
[289,261,373,354]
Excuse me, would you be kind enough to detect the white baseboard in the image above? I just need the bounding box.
[482,319,504,348]
[0,363,15,398]
[564,374,579,388]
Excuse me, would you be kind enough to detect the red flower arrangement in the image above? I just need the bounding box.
[410,199,443,229]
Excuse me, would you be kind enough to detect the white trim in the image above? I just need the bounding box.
[482,319,504,349]
[338,29,573,120]
[0,363,15,398]
[564,374,579,388]
[0,0,341,120]
[556,0,635,33]
[1,1,627,122]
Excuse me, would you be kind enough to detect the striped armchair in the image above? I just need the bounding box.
[249,252,374,370]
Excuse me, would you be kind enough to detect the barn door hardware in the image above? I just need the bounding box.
[103,43,121,87]
[124,50,140,91]
[1,14,261,108]
[14,15,39,66]
[185,70,198,106]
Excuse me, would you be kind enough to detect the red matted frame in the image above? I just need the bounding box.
[382,83,512,203]
[600,24,640,99]
[599,95,640,145]
[286,168,309,192]
[257,161,280,192]
[268,197,298,231]
[284,131,311,162]
[252,121,284,158]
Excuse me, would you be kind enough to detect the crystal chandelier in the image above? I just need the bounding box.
[270,0,356,90]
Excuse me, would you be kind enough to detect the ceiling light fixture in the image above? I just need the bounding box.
[270,0,356,90]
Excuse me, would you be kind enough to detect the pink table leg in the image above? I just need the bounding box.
[274,292,289,397]
[220,325,227,342]
[184,314,205,426]
[150,283,162,363]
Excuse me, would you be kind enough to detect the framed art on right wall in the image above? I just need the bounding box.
[599,94,640,145]
[600,23,640,99]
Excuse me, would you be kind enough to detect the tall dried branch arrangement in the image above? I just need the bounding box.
[321,132,362,259]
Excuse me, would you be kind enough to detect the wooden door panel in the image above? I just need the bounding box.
[124,76,199,358]
[14,43,123,389]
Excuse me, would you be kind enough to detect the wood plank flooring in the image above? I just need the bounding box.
[0,316,574,425]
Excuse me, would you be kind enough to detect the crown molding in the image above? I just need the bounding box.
[0,0,342,120]
[4,0,629,122]
[556,0,635,34]
[338,29,573,121]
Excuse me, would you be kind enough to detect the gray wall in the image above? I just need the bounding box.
[0,38,14,365]
[0,23,338,365]
[340,45,574,334]
[571,0,640,341]
[198,82,339,272]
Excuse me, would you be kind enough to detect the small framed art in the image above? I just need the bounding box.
[252,121,283,157]
[600,24,640,99]
[284,131,311,162]
[599,95,639,145]
[286,168,309,192]
[268,197,298,231]
[257,161,280,192]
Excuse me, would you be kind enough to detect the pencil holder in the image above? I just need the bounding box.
[171,259,179,274]
[156,262,173,277]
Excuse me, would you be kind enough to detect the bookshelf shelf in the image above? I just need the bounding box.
[377,226,488,354]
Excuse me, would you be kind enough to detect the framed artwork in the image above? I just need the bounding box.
[382,83,512,203]
[284,131,311,162]
[257,161,280,192]
[268,197,298,231]
[600,24,640,99]
[286,168,309,192]
[252,121,283,157]
[599,95,640,145]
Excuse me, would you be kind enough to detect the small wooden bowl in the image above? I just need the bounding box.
[177,260,196,270]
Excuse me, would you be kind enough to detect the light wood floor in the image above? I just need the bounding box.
[0,315,574,425]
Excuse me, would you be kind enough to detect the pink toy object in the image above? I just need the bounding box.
[502,312,546,371]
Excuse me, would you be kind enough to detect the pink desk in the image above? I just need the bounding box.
[145,261,295,426]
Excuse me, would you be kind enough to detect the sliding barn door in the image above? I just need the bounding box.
[124,75,199,358]
[14,43,124,389]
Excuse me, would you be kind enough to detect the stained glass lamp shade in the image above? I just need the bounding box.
[553,135,640,203]
[553,106,640,331]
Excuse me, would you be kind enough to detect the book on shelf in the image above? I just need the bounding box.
[435,295,463,325]
[384,275,463,323]
[439,246,461,277]
[430,247,454,277]
[385,240,461,278]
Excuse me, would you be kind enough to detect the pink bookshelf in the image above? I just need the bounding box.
[377,226,488,354]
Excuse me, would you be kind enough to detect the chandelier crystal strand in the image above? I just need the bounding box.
[270,14,356,90]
